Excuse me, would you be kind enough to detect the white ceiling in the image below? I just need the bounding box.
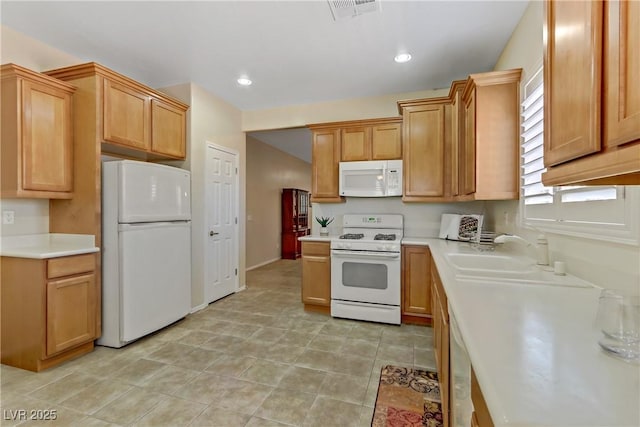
[1,0,528,161]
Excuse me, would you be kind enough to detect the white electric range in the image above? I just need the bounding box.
[330,214,403,325]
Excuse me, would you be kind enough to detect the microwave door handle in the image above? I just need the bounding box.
[381,165,388,196]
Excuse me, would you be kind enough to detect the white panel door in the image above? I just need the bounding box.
[206,144,238,303]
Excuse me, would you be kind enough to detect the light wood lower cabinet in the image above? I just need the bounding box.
[301,241,331,312]
[471,367,494,427]
[401,245,432,325]
[431,258,450,427]
[1,64,75,199]
[1,253,99,372]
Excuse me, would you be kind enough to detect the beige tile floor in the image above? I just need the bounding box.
[1,259,435,427]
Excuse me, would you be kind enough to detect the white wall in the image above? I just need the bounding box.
[488,1,640,293]
[160,83,247,310]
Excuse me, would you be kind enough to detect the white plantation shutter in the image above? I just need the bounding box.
[521,70,551,207]
[520,66,637,244]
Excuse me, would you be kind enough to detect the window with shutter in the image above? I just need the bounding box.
[520,67,639,245]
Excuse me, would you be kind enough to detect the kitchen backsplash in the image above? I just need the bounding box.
[0,199,49,236]
[311,198,488,237]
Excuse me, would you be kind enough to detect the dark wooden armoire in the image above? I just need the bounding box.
[281,188,310,259]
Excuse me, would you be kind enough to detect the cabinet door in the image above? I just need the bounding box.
[403,104,445,198]
[341,126,370,161]
[451,91,462,197]
[462,91,476,195]
[604,0,640,148]
[46,273,97,356]
[311,129,341,201]
[151,98,186,158]
[281,189,295,232]
[440,304,450,427]
[103,79,150,150]
[371,123,402,160]
[301,255,330,305]
[402,246,432,316]
[21,79,73,192]
[298,191,309,229]
[544,0,603,166]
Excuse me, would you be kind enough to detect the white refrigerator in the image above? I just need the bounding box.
[99,160,191,348]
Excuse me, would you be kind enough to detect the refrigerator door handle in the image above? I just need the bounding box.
[118,221,190,232]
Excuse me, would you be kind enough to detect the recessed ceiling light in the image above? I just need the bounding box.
[394,53,412,63]
[237,77,252,86]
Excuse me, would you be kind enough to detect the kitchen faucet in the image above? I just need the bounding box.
[494,234,549,265]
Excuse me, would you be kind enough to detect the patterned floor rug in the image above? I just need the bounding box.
[372,365,443,427]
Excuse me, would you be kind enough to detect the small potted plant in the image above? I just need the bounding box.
[315,216,334,237]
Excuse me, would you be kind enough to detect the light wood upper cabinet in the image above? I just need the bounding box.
[371,122,402,160]
[46,62,188,161]
[449,80,466,198]
[151,98,187,158]
[544,0,602,166]
[103,79,150,150]
[310,128,342,202]
[398,99,448,201]
[462,88,477,196]
[460,69,522,200]
[1,64,75,199]
[301,242,331,309]
[604,0,640,149]
[401,245,432,324]
[339,118,402,161]
[341,126,371,161]
[542,0,640,185]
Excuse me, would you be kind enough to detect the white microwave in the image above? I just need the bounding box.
[339,160,403,197]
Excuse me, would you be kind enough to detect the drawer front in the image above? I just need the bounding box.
[47,254,96,279]
[302,241,330,256]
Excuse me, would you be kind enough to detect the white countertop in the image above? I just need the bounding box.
[419,237,640,427]
[298,235,333,242]
[0,233,99,259]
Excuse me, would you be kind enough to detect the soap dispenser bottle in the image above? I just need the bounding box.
[536,234,549,265]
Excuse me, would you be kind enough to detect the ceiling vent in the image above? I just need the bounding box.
[328,0,380,20]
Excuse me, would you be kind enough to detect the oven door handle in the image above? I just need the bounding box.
[331,250,400,259]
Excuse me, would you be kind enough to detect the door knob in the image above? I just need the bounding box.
[209,231,219,236]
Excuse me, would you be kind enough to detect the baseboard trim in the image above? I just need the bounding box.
[190,303,208,314]
[246,257,281,271]
[236,285,247,292]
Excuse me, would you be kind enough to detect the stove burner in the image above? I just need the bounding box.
[340,233,365,240]
[374,233,396,241]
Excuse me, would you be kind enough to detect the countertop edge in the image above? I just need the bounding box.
[1,247,100,259]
